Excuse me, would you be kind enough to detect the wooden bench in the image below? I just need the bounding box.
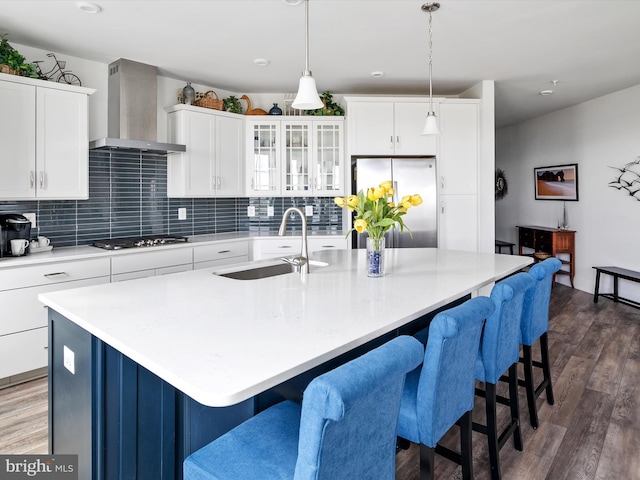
[495,239,515,255]
[593,266,640,309]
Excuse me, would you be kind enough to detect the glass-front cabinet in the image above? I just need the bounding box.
[248,121,280,193]
[246,117,344,196]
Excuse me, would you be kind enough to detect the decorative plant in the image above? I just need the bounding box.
[334,181,422,247]
[0,35,39,78]
[223,95,243,114]
[306,91,345,116]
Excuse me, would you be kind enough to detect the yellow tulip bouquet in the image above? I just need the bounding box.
[334,180,423,248]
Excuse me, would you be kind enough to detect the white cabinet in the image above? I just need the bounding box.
[253,236,348,260]
[0,73,94,200]
[438,101,479,195]
[0,257,110,379]
[246,117,344,196]
[166,105,244,197]
[437,100,480,252]
[346,99,438,156]
[193,240,249,269]
[110,248,193,282]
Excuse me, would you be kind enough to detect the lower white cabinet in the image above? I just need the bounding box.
[193,240,249,270]
[0,258,110,379]
[110,248,193,282]
[438,195,478,252]
[253,236,347,260]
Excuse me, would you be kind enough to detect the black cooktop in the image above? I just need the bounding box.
[92,235,189,250]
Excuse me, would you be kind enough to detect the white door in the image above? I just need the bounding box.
[36,87,88,199]
[349,102,394,155]
[216,115,243,196]
[394,103,438,156]
[0,81,36,199]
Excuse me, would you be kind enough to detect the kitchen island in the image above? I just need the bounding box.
[39,248,531,480]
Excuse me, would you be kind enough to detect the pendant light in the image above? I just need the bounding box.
[422,2,441,136]
[292,0,323,110]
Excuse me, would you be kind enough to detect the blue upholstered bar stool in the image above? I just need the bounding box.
[520,258,562,429]
[183,335,423,480]
[396,296,495,480]
[473,272,535,480]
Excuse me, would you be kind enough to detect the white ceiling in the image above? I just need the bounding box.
[2,0,640,127]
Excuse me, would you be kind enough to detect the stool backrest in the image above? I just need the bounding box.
[294,335,423,480]
[415,296,495,447]
[480,273,535,383]
[521,258,562,345]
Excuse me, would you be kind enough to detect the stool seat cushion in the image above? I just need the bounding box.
[184,400,301,480]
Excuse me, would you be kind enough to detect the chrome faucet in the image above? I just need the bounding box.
[278,207,309,274]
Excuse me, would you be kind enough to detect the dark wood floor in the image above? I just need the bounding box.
[396,284,640,479]
[1,284,639,479]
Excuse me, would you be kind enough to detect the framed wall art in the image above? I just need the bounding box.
[534,163,579,201]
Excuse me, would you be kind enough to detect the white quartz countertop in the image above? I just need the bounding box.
[39,248,531,407]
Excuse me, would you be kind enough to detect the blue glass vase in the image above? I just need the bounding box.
[366,236,385,277]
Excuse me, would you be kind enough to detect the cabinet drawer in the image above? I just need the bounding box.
[518,228,534,248]
[1,276,109,336]
[253,238,300,260]
[0,327,48,379]
[111,248,193,275]
[193,241,249,263]
[308,237,348,252]
[0,257,111,291]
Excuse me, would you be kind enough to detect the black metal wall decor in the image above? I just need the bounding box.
[609,157,640,202]
[495,168,508,200]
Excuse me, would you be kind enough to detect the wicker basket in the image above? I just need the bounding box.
[194,90,223,110]
[534,252,553,260]
[1,64,20,76]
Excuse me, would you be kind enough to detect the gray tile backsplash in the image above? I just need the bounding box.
[0,151,343,247]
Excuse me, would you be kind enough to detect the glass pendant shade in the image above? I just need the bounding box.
[422,111,440,135]
[292,73,323,109]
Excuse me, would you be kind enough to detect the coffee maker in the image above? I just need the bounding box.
[0,214,32,257]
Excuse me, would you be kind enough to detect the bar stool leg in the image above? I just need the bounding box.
[540,333,554,405]
[522,345,538,429]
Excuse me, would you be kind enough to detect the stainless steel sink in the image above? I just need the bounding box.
[214,260,328,280]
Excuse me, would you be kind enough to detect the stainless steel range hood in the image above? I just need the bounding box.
[89,59,185,153]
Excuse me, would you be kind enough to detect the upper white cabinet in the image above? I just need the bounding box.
[246,116,344,197]
[438,101,480,195]
[0,73,94,200]
[166,105,244,197]
[346,98,438,156]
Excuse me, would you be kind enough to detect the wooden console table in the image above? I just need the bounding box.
[517,225,576,287]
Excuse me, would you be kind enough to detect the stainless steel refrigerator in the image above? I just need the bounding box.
[352,157,437,248]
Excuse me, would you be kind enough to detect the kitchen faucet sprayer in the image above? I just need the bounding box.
[278,207,309,274]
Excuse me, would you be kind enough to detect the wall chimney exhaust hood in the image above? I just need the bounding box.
[89,59,186,154]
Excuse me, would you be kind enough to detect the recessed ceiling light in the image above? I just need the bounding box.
[76,1,102,13]
[254,58,270,66]
[283,0,302,5]
[539,90,554,96]
[370,71,385,78]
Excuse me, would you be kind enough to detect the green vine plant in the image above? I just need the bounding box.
[0,35,39,78]
[305,91,345,116]
[223,95,243,114]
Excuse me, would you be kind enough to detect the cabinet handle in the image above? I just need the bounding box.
[396,136,400,148]
[30,171,35,189]
[440,176,445,189]
[278,245,292,249]
[39,171,45,189]
[250,178,254,189]
[321,245,335,248]
[217,250,231,254]
[217,176,222,188]
[44,272,68,278]
[441,201,445,214]
[390,136,393,149]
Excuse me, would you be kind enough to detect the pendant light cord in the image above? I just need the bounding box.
[428,6,434,112]
[304,0,311,75]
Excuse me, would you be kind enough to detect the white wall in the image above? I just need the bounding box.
[496,83,640,298]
